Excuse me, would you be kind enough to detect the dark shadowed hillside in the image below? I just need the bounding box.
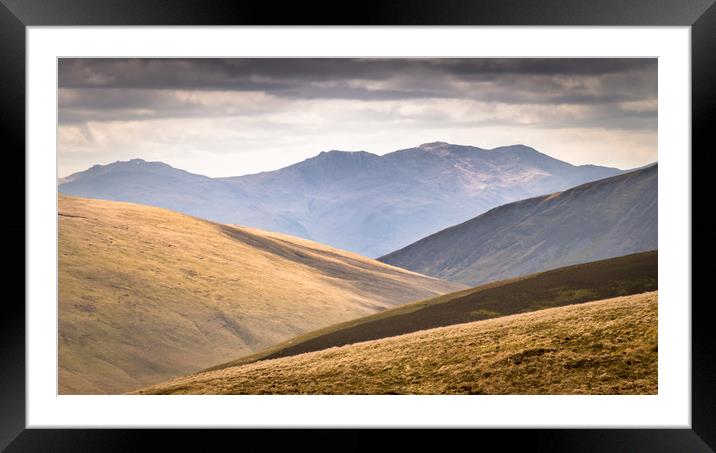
[380,164,657,285]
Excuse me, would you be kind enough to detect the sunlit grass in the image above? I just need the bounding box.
[137,292,657,395]
[59,195,462,394]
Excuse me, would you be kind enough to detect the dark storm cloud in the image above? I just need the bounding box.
[58,88,275,124]
[58,58,655,90]
[59,58,404,91]
[58,58,657,130]
[442,58,654,77]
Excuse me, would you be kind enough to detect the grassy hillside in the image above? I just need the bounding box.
[137,292,657,395]
[208,251,656,371]
[58,195,463,394]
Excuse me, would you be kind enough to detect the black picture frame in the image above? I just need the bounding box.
[2,0,713,450]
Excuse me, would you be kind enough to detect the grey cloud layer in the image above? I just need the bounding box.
[58,58,657,130]
[59,58,654,89]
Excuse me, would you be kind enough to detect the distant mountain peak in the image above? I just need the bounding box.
[492,144,537,152]
[99,158,149,167]
[312,149,379,160]
[91,157,151,169]
[109,158,172,168]
[415,142,463,157]
[60,157,208,186]
[418,141,449,148]
[416,142,542,154]
[319,149,370,155]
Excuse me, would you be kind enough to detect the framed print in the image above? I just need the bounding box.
[3,0,714,450]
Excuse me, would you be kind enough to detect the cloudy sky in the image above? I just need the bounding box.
[58,58,657,177]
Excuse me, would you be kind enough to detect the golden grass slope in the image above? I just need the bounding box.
[208,251,656,371]
[59,195,463,394]
[137,292,657,395]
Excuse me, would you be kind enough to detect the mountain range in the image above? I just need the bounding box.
[380,164,657,286]
[59,142,624,257]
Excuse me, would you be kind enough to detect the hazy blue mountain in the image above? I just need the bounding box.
[58,158,308,237]
[379,164,657,285]
[59,142,624,257]
[59,159,231,213]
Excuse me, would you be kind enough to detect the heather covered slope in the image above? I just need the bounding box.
[58,195,462,394]
[208,251,656,370]
[137,292,658,395]
[59,142,622,257]
[380,164,657,285]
